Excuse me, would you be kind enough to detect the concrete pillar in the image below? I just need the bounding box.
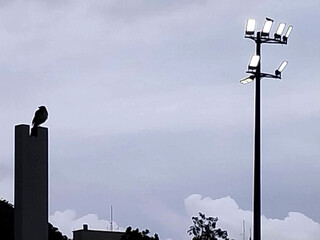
[14,124,48,240]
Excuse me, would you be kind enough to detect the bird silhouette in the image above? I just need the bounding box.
[31,106,48,137]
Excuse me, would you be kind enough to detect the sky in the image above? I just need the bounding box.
[0,0,319,239]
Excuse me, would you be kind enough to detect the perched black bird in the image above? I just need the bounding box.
[31,106,48,137]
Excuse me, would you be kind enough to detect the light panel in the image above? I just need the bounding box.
[249,55,260,68]
[277,61,288,72]
[240,76,255,84]
[246,19,256,35]
[276,23,286,35]
[262,20,273,35]
[285,25,293,38]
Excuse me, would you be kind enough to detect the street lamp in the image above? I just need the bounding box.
[241,17,292,240]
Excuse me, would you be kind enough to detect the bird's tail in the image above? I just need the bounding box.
[30,126,38,137]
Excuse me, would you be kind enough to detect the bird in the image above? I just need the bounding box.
[30,106,48,137]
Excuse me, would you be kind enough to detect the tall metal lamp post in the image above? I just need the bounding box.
[240,18,293,240]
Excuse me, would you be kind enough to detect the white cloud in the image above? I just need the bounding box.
[0,176,13,203]
[184,194,320,240]
[140,196,190,239]
[50,209,123,238]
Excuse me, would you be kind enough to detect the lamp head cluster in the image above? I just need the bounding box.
[245,18,293,44]
[241,17,292,85]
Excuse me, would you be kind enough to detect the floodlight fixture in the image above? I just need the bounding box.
[261,19,273,36]
[246,19,256,35]
[274,23,286,39]
[276,23,286,35]
[285,25,293,38]
[278,61,288,72]
[240,75,255,84]
[275,61,288,76]
[283,25,293,42]
[248,55,260,69]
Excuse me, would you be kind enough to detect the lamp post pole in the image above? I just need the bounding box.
[253,31,261,240]
[241,18,292,240]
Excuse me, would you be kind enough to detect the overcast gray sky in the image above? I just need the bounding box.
[0,0,319,239]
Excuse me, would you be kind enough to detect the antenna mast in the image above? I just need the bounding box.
[110,205,113,231]
[243,220,246,240]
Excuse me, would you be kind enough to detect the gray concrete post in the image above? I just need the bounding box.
[14,124,48,240]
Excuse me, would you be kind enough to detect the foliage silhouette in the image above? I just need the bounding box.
[48,223,69,240]
[0,199,14,240]
[0,198,69,240]
[121,226,159,240]
[187,212,230,240]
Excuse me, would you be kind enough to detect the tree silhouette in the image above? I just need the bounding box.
[48,223,69,240]
[0,198,69,240]
[0,199,14,240]
[187,212,230,240]
[121,226,159,240]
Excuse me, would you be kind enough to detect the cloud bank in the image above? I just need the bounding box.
[184,194,320,240]
[50,209,123,238]
[51,194,320,240]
